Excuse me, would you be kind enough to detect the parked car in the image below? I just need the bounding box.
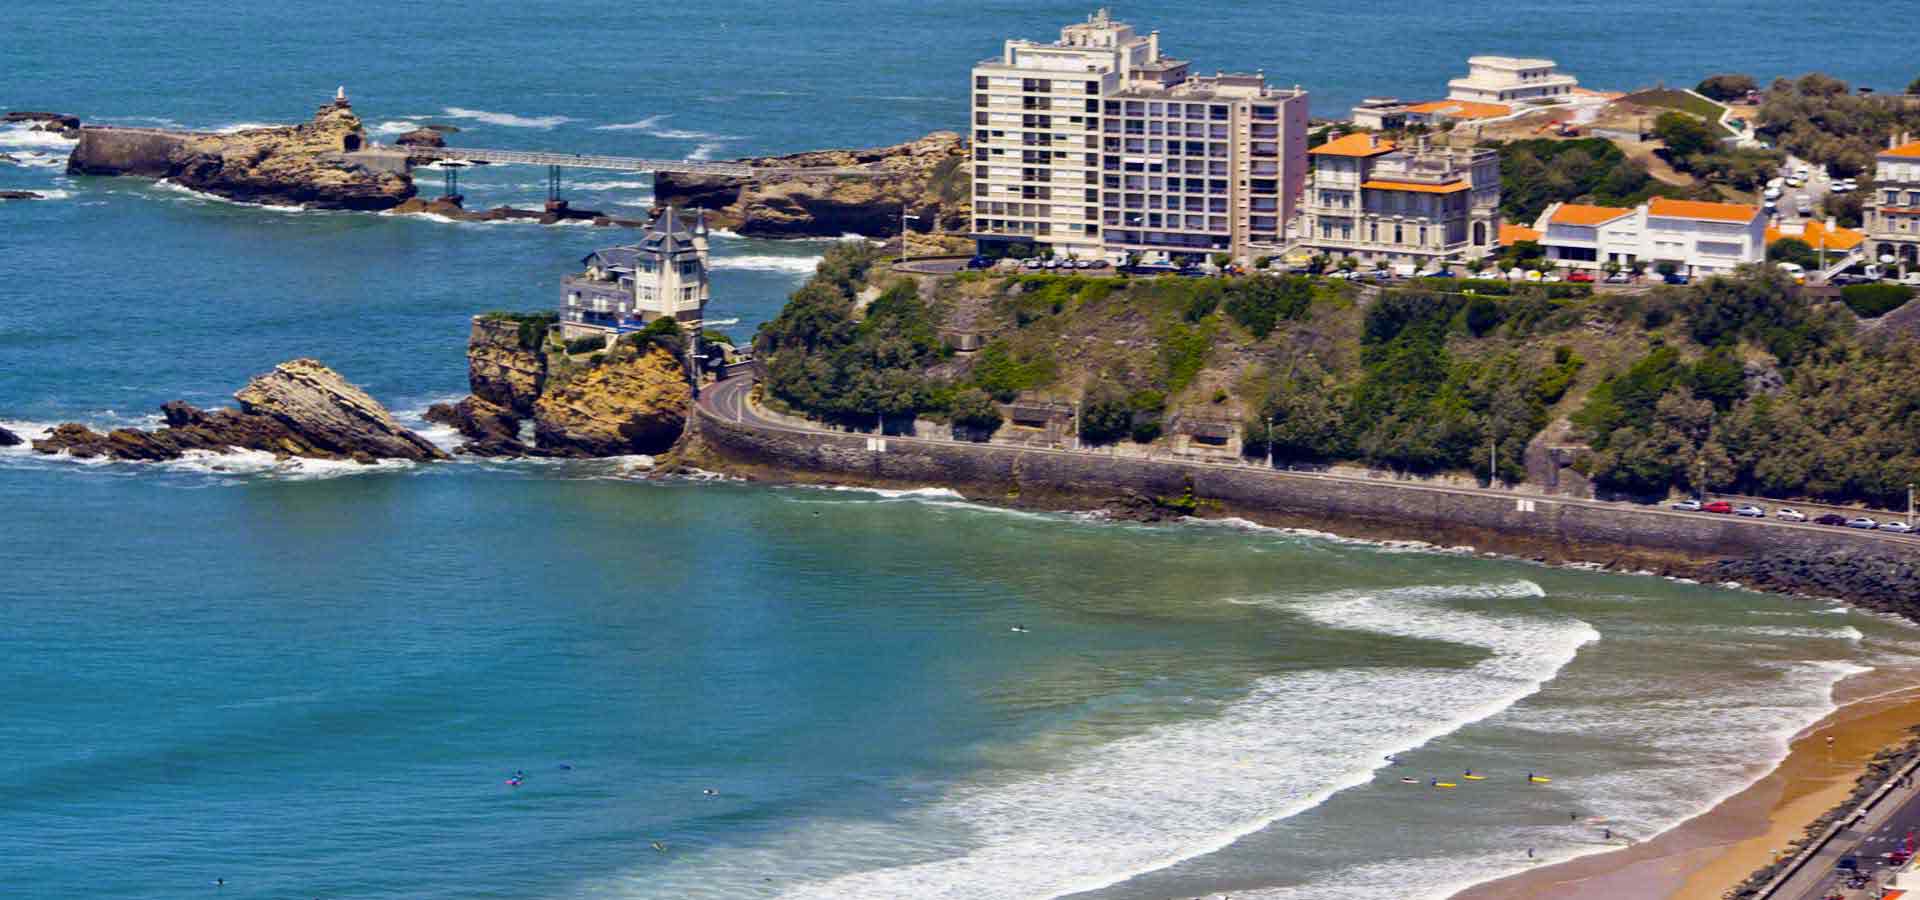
[1776,507,1807,522]
[966,256,994,270]
[1704,501,1735,514]
[1022,258,1044,270]
[1671,499,1703,512]
[1734,504,1766,517]
[1663,273,1691,285]
[1567,271,1594,283]
[1815,513,1849,526]
[1846,516,1879,529]
[1427,269,1456,278]
[1879,521,1914,533]
[1604,271,1630,283]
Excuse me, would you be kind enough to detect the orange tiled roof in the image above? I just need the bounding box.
[1549,203,1635,226]
[1404,99,1512,119]
[1311,132,1397,157]
[1766,220,1866,252]
[1647,197,1761,223]
[1883,140,1920,159]
[1361,179,1470,194]
[1500,223,1542,245]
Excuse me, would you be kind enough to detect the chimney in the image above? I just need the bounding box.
[1148,30,1159,60]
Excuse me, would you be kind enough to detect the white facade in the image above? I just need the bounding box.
[561,206,711,335]
[969,9,1309,262]
[1447,56,1578,104]
[1536,199,1764,275]
[1298,133,1502,264]
[1863,136,1920,272]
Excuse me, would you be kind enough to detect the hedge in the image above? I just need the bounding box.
[1840,283,1914,318]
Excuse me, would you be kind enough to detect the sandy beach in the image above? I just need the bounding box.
[1454,668,1920,900]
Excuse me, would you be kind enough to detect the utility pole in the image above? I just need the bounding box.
[1909,482,1914,526]
[1265,416,1274,469]
[1489,435,1498,488]
[900,210,921,263]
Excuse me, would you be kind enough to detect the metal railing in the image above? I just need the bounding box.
[404,146,874,179]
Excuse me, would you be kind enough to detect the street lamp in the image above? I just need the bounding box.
[900,210,922,263]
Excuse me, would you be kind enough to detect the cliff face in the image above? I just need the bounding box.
[429,316,692,458]
[67,101,414,210]
[654,131,969,238]
[31,359,447,463]
[533,347,691,456]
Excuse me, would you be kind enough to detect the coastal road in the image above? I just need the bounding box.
[697,375,1920,553]
[1776,765,1920,900]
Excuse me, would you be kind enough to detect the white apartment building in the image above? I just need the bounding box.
[1447,56,1578,105]
[1534,198,1765,275]
[969,9,1309,263]
[1299,133,1502,265]
[1863,135,1920,272]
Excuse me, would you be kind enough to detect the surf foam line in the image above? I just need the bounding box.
[762,581,1594,900]
[708,255,824,275]
[441,107,571,129]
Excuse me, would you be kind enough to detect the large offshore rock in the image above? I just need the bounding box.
[67,100,414,210]
[32,360,446,463]
[467,316,550,414]
[0,424,21,447]
[533,345,691,456]
[654,130,969,238]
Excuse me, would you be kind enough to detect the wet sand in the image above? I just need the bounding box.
[1453,669,1920,900]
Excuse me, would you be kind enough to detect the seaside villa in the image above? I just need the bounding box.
[1447,56,1579,104]
[1863,133,1920,274]
[560,206,710,339]
[1532,198,1766,276]
[1298,132,1503,266]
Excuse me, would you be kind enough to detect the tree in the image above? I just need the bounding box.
[1338,255,1359,273]
[1910,75,1920,96]
[1696,74,1758,102]
[1079,382,1133,445]
[1653,111,1721,160]
[1467,256,1488,276]
[949,387,1002,437]
[1603,259,1623,277]
[1767,237,1820,269]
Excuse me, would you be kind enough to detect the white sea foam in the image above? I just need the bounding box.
[442,107,572,129]
[568,180,652,191]
[686,142,723,161]
[704,581,1593,900]
[823,485,966,501]
[14,188,72,200]
[8,152,67,169]
[152,179,305,212]
[372,120,423,136]
[211,121,280,134]
[593,114,739,141]
[0,122,78,150]
[709,255,823,275]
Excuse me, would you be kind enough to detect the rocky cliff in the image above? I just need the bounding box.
[426,315,692,457]
[32,359,447,463]
[67,100,414,210]
[654,131,970,238]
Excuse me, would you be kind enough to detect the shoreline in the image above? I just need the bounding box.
[1451,669,1920,900]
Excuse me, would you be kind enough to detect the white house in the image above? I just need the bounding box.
[1534,198,1764,275]
[1447,56,1579,105]
[560,206,711,337]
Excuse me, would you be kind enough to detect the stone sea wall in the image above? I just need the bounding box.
[694,406,1905,574]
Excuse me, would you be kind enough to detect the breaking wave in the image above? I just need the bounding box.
[708,255,823,275]
[442,107,572,129]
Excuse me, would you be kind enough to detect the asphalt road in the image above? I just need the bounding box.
[1777,763,1920,900]
[698,375,1920,552]
[1774,154,1832,227]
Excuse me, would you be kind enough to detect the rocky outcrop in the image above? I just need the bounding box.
[393,128,445,148]
[32,359,447,463]
[654,130,969,238]
[4,111,81,138]
[532,345,691,456]
[1714,551,1920,617]
[388,196,640,227]
[67,99,414,210]
[0,191,43,200]
[0,424,19,447]
[439,315,692,457]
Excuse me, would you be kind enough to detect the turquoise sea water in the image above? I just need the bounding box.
[5,3,1918,898]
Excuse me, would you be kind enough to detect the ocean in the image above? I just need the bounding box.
[3,2,1915,898]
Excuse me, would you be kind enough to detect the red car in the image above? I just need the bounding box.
[1703,501,1734,514]
[1567,271,1595,283]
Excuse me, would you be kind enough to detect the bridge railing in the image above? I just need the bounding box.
[402,145,875,179]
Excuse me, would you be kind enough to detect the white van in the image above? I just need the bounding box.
[1776,261,1806,278]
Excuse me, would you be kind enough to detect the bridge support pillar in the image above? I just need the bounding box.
[547,165,562,204]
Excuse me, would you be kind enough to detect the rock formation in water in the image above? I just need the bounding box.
[393,128,445,149]
[654,130,970,239]
[426,315,692,458]
[3,111,82,138]
[0,191,43,200]
[0,424,20,447]
[32,359,447,463]
[66,99,414,210]
[387,195,642,227]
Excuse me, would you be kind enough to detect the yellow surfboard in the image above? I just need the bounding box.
[1433,782,1458,789]
[1463,775,1486,781]
[1528,776,1552,783]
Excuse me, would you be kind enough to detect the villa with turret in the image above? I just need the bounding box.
[560,206,711,338]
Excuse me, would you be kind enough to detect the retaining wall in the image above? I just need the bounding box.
[697,405,1908,569]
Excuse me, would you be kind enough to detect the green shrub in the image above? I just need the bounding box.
[1222,276,1313,338]
[481,311,559,349]
[1840,283,1914,318]
[564,334,608,355]
[949,387,1002,435]
[1079,382,1133,445]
